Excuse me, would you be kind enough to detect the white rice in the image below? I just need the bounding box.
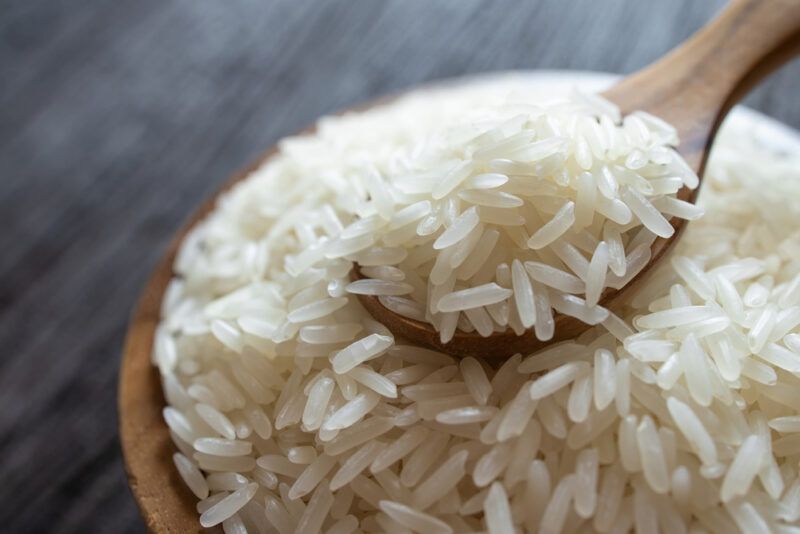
[310,89,700,343]
[379,500,453,534]
[411,450,468,509]
[483,482,514,534]
[154,76,800,532]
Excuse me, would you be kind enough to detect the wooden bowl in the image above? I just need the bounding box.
[117,70,800,532]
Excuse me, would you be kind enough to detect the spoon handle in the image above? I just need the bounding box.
[604,0,800,172]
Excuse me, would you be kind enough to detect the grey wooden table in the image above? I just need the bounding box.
[1,0,797,532]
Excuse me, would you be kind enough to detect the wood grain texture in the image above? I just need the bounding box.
[0,0,797,531]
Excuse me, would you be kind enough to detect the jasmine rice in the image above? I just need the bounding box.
[155,76,800,532]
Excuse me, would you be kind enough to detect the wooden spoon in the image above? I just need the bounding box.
[353,0,800,359]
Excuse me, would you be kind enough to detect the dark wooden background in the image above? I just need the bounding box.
[0,0,797,532]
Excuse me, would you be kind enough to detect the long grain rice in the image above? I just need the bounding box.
[155,76,800,534]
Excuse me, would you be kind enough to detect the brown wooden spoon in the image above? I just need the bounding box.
[352,0,800,359]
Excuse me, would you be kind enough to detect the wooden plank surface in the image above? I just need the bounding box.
[0,0,797,531]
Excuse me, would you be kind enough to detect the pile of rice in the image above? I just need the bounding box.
[154,76,800,533]
[284,83,700,343]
